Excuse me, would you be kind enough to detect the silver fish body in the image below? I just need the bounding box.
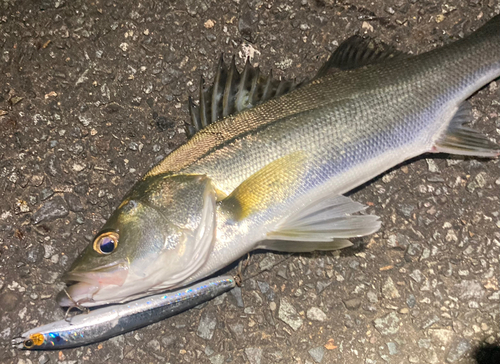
[14,276,235,349]
[60,15,500,307]
[162,15,500,284]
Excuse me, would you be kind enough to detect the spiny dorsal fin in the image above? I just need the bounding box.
[212,54,228,123]
[186,56,304,138]
[315,35,408,78]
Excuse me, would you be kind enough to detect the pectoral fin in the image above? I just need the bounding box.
[259,195,380,252]
[221,151,308,221]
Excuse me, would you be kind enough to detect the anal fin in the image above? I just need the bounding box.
[258,239,353,253]
[259,195,381,252]
[433,101,499,157]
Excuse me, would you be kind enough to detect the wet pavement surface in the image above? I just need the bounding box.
[1,0,500,363]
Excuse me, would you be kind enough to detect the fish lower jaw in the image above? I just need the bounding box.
[58,276,169,307]
[56,282,100,307]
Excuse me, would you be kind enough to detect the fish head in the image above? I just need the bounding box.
[58,174,217,307]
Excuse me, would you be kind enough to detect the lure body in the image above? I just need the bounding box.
[14,276,235,349]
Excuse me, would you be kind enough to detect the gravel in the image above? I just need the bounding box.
[64,193,84,212]
[343,297,362,310]
[0,1,498,363]
[373,312,401,336]
[197,310,217,340]
[446,338,472,363]
[244,347,262,364]
[208,354,225,364]
[456,280,486,300]
[229,286,244,307]
[308,346,325,363]
[31,196,69,224]
[306,307,327,321]
[381,276,400,299]
[278,297,303,331]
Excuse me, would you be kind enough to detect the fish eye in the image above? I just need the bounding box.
[24,339,34,349]
[93,232,119,255]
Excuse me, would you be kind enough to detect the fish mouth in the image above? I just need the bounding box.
[57,260,129,307]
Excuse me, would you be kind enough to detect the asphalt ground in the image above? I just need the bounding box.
[0,0,499,363]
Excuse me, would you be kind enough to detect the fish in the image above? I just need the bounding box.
[13,276,235,349]
[57,14,500,307]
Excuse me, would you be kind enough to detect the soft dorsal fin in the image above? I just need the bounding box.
[315,35,408,78]
[186,56,304,138]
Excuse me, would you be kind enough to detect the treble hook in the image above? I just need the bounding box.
[62,288,90,322]
[234,253,252,287]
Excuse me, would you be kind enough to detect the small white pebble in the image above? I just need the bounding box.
[362,21,374,32]
[18,307,27,320]
[204,19,215,29]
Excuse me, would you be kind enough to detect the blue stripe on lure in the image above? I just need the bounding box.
[12,276,235,350]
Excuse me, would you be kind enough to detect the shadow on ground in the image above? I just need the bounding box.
[473,343,500,364]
